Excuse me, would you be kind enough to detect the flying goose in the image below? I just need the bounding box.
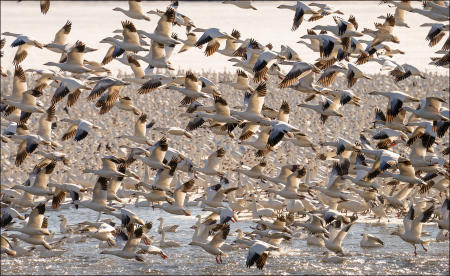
[113,0,150,21]
[101,223,149,262]
[100,21,148,54]
[368,90,419,120]
[1,207,25,228]
[195,148,226,176]
[138,8,179,45]
[298,95,343,123]
[8,216,52,251]
[194,28,234,56]
[279,62,320,88]
[173,32,197,53]
[60,118,100,142]
[135,40,175,72]
[8,203,50,236]
[166,71,211,105]
[74,177,116,221]
[403,97,448,121]
[230,82,267,123]
[2,32,43,64]
[252,51,285,82]
[50,75,90,107]
[191,223,230,263]
[44,41,94,73]
[389,63,426,82]
[117,114,152,145]
[136,137,171,170]
[154,179,195,216]
[392,204,434,256]
[114,97,141,115]
[43,20,72,53]
[246,240,280,270]
[223,1,257,10]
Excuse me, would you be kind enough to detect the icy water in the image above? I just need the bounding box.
[1,205,449,275]
[1,1,448,74]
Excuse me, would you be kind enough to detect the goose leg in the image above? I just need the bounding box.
[219,255,223,263]
[421,243,428,252]
[414,245,417,257]
[215,255,219,263]
[97,211,102,222]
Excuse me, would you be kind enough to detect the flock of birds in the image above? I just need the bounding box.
[0,0,449,272]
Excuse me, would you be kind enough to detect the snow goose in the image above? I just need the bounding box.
[43,20,72,53]
[1,207,25,228]
[83,156,127,179]
[10,134,49,166]
[2,65,26,122]
[279,62,320,88]
[9,203,50,236]
[3,90,44,123]
[135,40,175,71]
[361,148,400,180]
[252,51,285,82]
[246,240,280,270]
[12,160,55,196]
[50,75,90,107]
[157,217,178,233]
[151,125,193,139]
[411,5,449,21]
[9,216,52,251]
[308,3,344,21]
[360,233,384,248]
[373,108,412,133]
[203,181,238,208]
[369,14,400,48]
[316,63,347,87]
[117,114,152,146]
[368,90,419,120]
[223,1,257,10]
[231,82,267,123]
[114,97,141,115]
[392,204,434,256]
[139,8,179,45]
[155,179,195,216]
[60,118,100,142]
[389,63,426,82]
[195,147,226,176]
[191,223,230,263]
[159,229,180,248]
[217,29,243,57]
[194,28,234,56]
[109,208,145,227]
[436,198,449,231]
[167,71,210,105]
[421,23,449,47]
[265,167,307,200]
[113,0,150,21]
[44,41,94,73]
[101,223,148,262]
[346,63,371,88]
[325,220,355,255]
[403,97,448,121]
[236,161,266,180]
[2,32,43,64]
[250,194,275,219]
[173,32,197,53]
[136,137,171,170]
[298,95,343,124]
[100,21,148,53]
[1,235,17,256]
[74,177,116,221]
[87,222,117,247]
[382,157,426,185]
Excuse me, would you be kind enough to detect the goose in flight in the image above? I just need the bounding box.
[191,223,230,263]
[389,63,426,82]
[325,220,355,255]
[222,1,257,10]
[218,70,252,91]
[252,51,285,82]
[43,20,72,53]
[83,156,128,179]
[167,71,210,105]
[74,177,116,221]
[203,178,238,208]
[12,159,55,195]
[139,8,180,45]
[155,179,195,216]
[246,240,280,270]
[100,21,148,54]
[2,32,43,65]
[50,75,91,107]
[392,204,434,256]
[194,28,234,56]
[8,216,52,251]
[195,148,226,176]
[136,137,171,170]
[44,40,94,73]
[403,97,448,121]
[298,95,344,124]
[135,40,175,72]
[101,223,150,262]
[231,82,267,123]
[368,90,420,120]
[279,62,320,88]
[113,0,150,21]
[10,134,49,166]
[117,114,152,146]
[60,118,100,142]
[8,203,50,236]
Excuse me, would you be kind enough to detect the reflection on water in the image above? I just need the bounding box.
[1,205,449,275]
